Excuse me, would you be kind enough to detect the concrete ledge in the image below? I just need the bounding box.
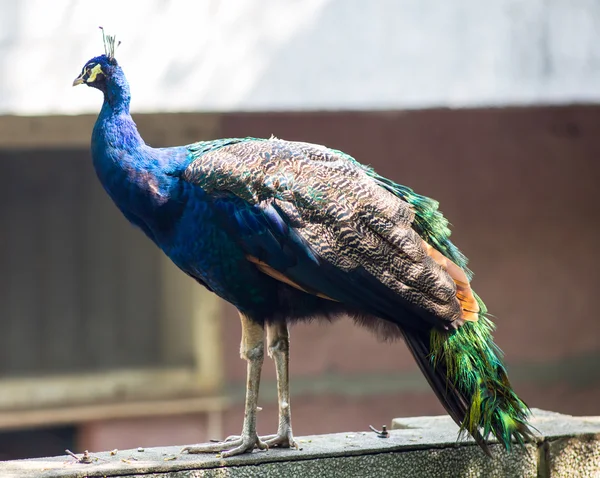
[0,409,598,477]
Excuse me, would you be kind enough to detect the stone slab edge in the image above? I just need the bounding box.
[0,408,597,478]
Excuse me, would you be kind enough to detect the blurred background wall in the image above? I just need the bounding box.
[0,0,599,460]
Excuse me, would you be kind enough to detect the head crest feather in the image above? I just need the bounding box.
[99,26,121,60]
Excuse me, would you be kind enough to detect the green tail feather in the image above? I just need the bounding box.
[430,295,532,449]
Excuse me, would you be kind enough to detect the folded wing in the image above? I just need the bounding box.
[184,138,478,330]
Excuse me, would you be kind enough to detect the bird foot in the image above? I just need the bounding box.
[263,430,298,449]
[218,428,297,450]
[181,433,268,458]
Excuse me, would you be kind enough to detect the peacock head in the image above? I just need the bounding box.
[72,54,118,90]
[72,27,121,92]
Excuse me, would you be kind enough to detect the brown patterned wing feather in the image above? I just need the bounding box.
[184,138,476,328]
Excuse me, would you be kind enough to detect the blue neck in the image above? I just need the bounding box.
[105,67,132,114]
[93,67,144,151]
[90,67,189,236]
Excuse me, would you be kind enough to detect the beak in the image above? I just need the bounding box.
[72,76,84,87]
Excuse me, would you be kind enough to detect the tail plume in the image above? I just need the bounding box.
[402,295,533,455]
[352,162,532,452]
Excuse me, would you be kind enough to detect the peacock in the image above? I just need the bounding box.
[72,30,532,458]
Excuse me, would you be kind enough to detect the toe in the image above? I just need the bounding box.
[181,438,243,454]
[256,438,269,451]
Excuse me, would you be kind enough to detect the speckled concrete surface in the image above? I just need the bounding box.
[0,409,596,478]
[546,435,600,478]
[125,444,538,478]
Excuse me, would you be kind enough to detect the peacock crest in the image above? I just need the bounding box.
[99,26,120,60]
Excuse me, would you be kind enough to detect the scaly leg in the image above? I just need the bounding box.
[262,321,297,449]
[182,312,267,457]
